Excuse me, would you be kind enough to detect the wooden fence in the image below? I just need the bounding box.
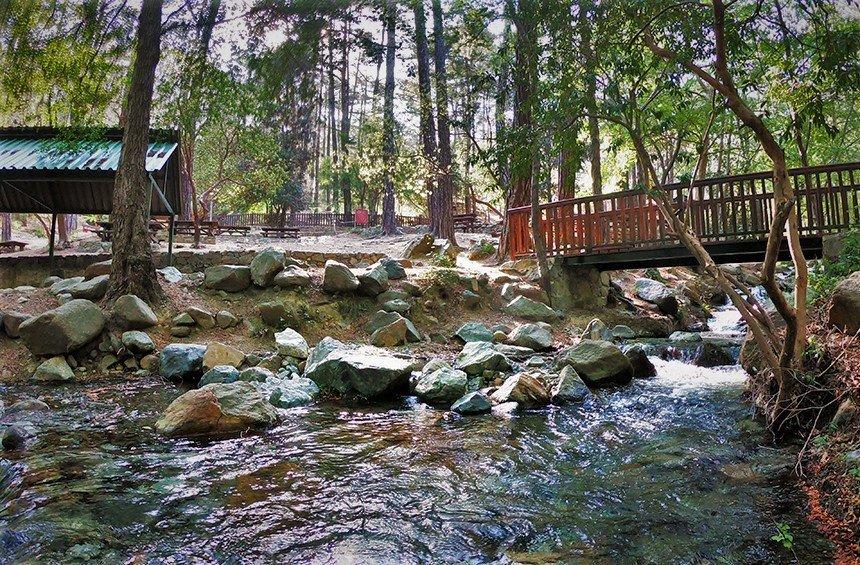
[215,211,428,229]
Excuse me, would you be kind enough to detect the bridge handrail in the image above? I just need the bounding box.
[506,161,860,260]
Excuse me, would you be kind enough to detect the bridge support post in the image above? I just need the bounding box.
[548,259,610,312]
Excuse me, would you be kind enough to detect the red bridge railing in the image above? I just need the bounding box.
[507,162,860,259]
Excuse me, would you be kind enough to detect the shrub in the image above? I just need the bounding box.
[809,229,860,303]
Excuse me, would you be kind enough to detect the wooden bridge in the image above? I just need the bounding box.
[506,162,860,270]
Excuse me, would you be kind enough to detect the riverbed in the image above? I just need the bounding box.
[0,307,833,563]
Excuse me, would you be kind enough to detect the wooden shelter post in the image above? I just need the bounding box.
[48,212,57,272]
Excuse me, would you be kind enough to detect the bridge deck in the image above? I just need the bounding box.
[506,162,859,270]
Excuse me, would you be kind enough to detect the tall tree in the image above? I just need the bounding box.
[414,0,437,225]
[106,0,164,303]
[579,0,602,196]
[430,0,455,242]
[380,1,397,234]
[339,20,353,216]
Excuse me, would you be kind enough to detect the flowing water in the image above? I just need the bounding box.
[0,306,832,563]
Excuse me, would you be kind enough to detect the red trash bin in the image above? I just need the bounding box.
[354,208,369,226]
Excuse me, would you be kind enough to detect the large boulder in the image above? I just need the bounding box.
[581,318,612,342]
[402,233,435,259]
[199,365,240,386]
[48,277,84,296]
[186,307,216,329]
[415,367,468,405]
[322,260,359,293]
[269,378,319,408]
[453,342,512,376]
[2,310,28,338]
[275,328,309,359]
[365,311,421,343]
[490,372,550,407]
[507,323,553,351]
[550,366,589,403]
[555,340,633,387]
[303,337,412,399]
[451,391,493,414]
[370,317,410,347]
[258,301,288,328]
[84,259,112,280]
[829,270,860,335]
[693,342,735,368]
[32,356,75,383]
[502,296,559,322]
[454,321,494,343]
[19,300,105,355]
[159,343,207,381]
[274,265,312,288]
[250,247,285,287]
[67,275,109,300]
[634,278,679,317]
[155,382,279,437]
[357,264,390,297]
[204,265,251,292]
[202,342,245,369]
[379,258,407,280]
[624,345,656,378]
[111,294,158,329]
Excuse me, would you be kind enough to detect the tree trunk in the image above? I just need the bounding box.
[0,213,10,242]
[381,1,397,235]
[57,214,69,248]
[327,28,338,211]
[414,0,437,223]
[580,2,602,195]
[431,0,455,243]
[105,0,164,304]
[495,22,513,260]
[557,147,576,199]
[339,21,353,216]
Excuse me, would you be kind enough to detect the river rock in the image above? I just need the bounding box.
[67,275,109,300]
[322,260,359,293]
[48,277,84,296]
[121,331,155,355]
[693,342,735,367]
[366,311,421,342]
[556,340,633,387]
[159,343,206,381]
[415,367,468,405]
[204,265,251,292]
[112,294,158,329]
[502,296,559,322]
[499,282,549,305]
[551,366,589,403]
[275,328,309,359]
[19,300,105,356]
[186,307,216,329]
[203,342,245,369]
[669,331,702,342]
[381,299,410,314]
[157,266,183,283]
[250,247,286,287]
[32,356,74,383]
[455,321,494,343]
[274,265,312,288]
[624,345,656,378]
[379,258,407,280]
[490,372,550,407]
[357,264,390,297]
[370,317,410,347]
[829,270,860,335]
[581,318,612,341]
[155,382,279,437]
[451,391,493,414]
[462,290,482,309]
[172,312,195,326]
[402,233,435,259]
[199,365,240,386]
[216,310,239,329]
[269,384,313,408]
[2,310,28,338]
[634,278,679,316]
[612,325,636,339]
[303,337,412,399]
[2,424,35,450]
[454,342,512,375]
[507,323,553,351]
[84,259,112,279]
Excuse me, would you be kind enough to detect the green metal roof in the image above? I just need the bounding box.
[0,138,177,172]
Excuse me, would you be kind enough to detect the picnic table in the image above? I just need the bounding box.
[260,226,300,239]
[217,225,251,236]
[453,213,478,232]
[173,220,219,236]
[0,240,26,254]
[96,220,163,242]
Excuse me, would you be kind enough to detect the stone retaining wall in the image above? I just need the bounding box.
[0,249,388,288]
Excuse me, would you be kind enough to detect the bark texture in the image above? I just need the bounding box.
[380,1,397,235]
[430,0,455,243]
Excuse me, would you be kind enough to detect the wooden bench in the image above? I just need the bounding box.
[96,221,162,242]
[261,226,300,239]
[0,240,26,254]
[217,225,251,236]
[453,213,478,232]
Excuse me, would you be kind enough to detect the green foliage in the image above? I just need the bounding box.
[771,522,794,550]
[812,434,830,448]
[809,230,860,303]
[848,467,860,481]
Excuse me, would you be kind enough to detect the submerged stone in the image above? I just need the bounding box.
[451,391,493,415]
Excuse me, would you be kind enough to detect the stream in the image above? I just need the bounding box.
[0,303,832,563]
